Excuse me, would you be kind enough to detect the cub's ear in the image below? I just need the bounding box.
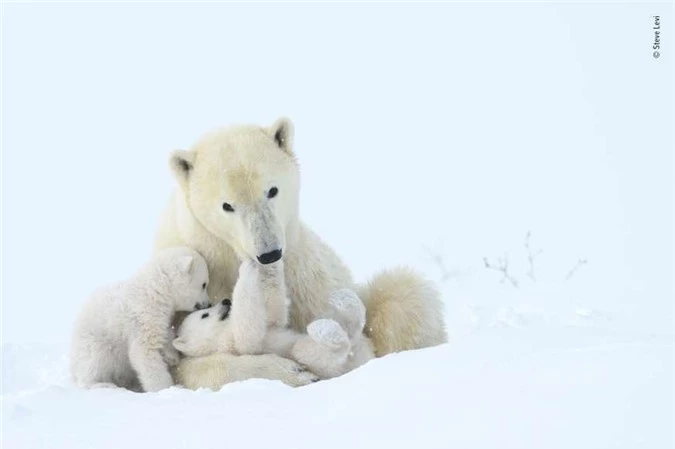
[169,150,195,189]
[267,117,294,155]
[177,256,194,274]
[172,337,191,354]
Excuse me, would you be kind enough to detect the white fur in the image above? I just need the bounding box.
[154,118,448,367]
[70,247,211,392]
[172,353,319,390]
[173,260,374,380]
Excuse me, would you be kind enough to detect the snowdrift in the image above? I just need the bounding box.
[3,327,672,449]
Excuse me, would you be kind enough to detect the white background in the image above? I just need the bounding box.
[2,3,673,343]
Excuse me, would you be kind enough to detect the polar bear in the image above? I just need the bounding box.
[154,117,447,360]
[172,353,319,390]
[70,247,212,392]
[173,260,374,380]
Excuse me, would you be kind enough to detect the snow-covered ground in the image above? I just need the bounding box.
[3,265,673,448]
[2,3,673,449]
[3,326,673,449]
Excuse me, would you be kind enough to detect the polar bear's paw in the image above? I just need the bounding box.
[328,288,362,311]
[161,343,182,367]
[307,319,349,348]
[292,364,321,383]
[328,289,366,339]
[278,358,320,386]
[90,382,120,389]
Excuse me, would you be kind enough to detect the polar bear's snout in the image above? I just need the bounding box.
[257,249,283,265]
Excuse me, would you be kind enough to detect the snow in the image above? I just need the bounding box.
[3,329,673,449]
[1,3,673,449]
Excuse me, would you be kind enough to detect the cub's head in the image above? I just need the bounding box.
[154,247,211,312]
[172,299,232,357]
[169,118,299,266]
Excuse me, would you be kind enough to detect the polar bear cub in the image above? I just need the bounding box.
[172,353,320,390]
[173,260,374,380]
[71,247,212,392]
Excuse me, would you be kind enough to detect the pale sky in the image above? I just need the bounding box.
[2,3,673,343]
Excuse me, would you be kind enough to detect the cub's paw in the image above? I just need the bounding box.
[90,382,120,389]
[328,289,366,339]
[141,373,174,393]
[161,344,182,367]
[329,288,365,315]
[307,319,349,348]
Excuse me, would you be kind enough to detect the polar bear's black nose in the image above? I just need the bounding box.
[257,249,283,265]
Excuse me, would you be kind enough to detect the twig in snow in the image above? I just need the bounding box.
[483,254,519,288]
[524,231,543,282]
[565,258,588,281]
[422,245,459,283]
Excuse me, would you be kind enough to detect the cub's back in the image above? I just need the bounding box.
[73,281,131,340]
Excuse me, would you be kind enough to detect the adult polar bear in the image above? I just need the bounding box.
[154,118,447,363]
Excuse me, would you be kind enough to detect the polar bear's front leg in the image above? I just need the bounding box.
[258,259,289,328]
[291,319,351,379]
[173,353,319,390]
[160,339,182,367]
[231,260,267,354]
[160,328,181,367]
[128,338,174,392]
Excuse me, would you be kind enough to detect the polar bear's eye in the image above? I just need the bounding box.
[201,313,209,319]
[222,202,234,212]
[202,282,207,290]
[268,187,279,199]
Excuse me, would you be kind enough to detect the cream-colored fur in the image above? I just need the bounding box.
[357,267,448,356]
[154,118,447,366]
[70,247,212,392]
[173,260,374,380]
[172,353,318,390]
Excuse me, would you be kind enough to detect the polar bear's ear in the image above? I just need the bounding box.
[169,150,195,188]
[172,337,192,354]
[267,117,294,155]
[177,256,194,275]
